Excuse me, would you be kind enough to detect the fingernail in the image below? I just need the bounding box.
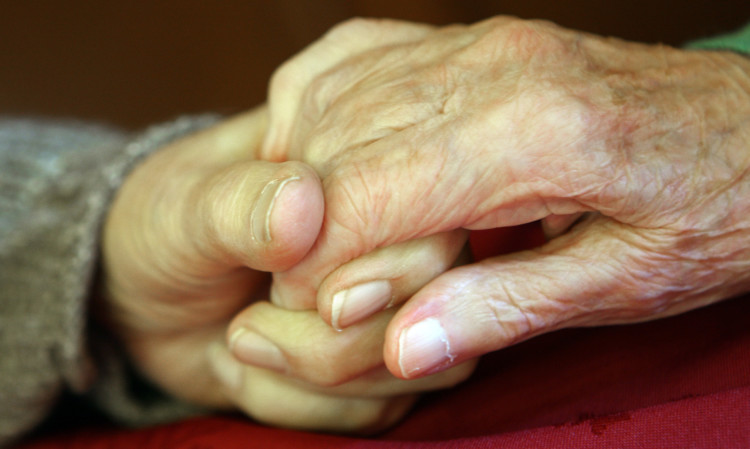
[398,318,454,378]
[251,176,300,243]
[330,280,393,329]
[229,328,287,373]
[207,343,243,392]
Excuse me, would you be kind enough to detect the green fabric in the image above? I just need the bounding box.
[687,22,750,54]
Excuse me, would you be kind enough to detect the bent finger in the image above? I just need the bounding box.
[226,301,476,395]
[293,361,477,399]
[318,230,469,329]
[208,344,416,434]
[262,18,434,161]
[226,301,392,386]
[384,216,702,379]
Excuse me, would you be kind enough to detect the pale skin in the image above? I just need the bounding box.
[100,107,475,433]
[101,15,750,432]
[254,17,750,380]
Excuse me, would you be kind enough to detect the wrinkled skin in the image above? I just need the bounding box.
[260,17,750,379]
[100,108,474,433]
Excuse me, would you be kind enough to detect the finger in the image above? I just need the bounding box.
[175,110,324,271]
[262,18,434,161]
[541,212,587,239]
[383,216,704,379]
[208,344,417,434]
[295,360,477,399]
[102,109,325,332]
[267,120,588,311]
[108,107,324,275]
[186,159,323,272]
[225,301,476,396]
[317,230,469,330]
[104,159,322,332]
[229,301,388,384]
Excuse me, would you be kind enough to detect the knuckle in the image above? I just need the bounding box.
[489,283,538,340]
[241,393,300,429]
[293,352,359,388]
[488,18,564,53]
[301,124,349,174]
[611,239,691,315]
[276,159,316,181]
[323,167,378,243]
[299,77,333,131]
[468,17,577,72]
[324,17,379,41]
[287,330,382,388]
[268,57,302,99]
[475,268,554,342]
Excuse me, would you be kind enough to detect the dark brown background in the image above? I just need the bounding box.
[2,1,748,129]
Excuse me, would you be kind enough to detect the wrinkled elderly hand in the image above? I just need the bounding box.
[100,107,472,433]
[261,17,750,379]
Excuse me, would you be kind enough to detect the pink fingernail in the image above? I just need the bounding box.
[251,176,300,243]
[330,280,393,329]
[397,318,454,378]
[229,328,287,373]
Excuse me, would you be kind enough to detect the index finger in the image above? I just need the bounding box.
[262,18,434,161]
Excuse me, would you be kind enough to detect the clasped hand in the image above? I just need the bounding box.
[261,16,750,379]
[100,16,750,434]
[100,108,474,433]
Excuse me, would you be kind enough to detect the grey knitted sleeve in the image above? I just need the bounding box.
[0,116,218,447]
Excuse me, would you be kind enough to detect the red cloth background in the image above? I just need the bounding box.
[19,225,750,448]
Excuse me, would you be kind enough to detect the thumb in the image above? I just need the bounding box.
[185,159,323,273]
[384,217,683,379]
[103,109,325,333]
[167,109,325,272]
[110,108,325,276]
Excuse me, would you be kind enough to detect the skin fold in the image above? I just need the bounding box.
[259,17,750,378]
[100,108,475,433]
[99,15,750,432]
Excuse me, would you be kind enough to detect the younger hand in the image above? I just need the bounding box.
[99,107,473,432]
[100,107,322,408]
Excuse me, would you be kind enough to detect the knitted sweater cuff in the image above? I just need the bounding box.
[0,115,218,447]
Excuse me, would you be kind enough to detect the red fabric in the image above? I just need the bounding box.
[19,225,750,448]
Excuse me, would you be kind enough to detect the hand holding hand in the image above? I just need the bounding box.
[100,107,323,407]
[100,107,473,433]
